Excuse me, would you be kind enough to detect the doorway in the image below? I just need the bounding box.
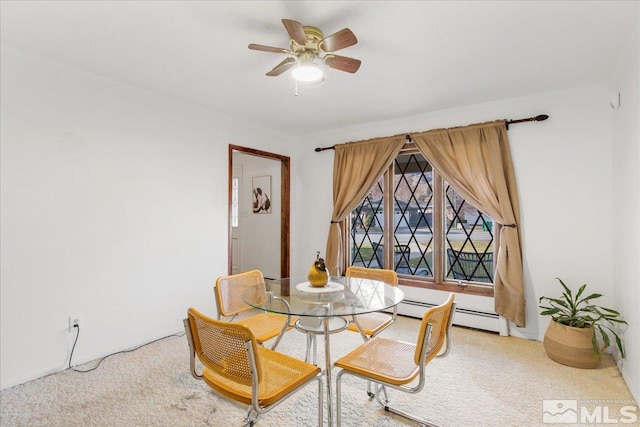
[228,144,290,279]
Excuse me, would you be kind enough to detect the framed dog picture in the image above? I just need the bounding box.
[252,175,272,214]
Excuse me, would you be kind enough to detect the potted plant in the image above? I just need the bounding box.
[539,278,627,368]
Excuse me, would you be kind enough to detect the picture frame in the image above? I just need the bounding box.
[252,175,272,214]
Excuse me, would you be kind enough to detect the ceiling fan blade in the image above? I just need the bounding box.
[266,57,297,76]
[248,43,291,54]
[282,19,308,46]
[319,28,357,52]
[324,55,361,74]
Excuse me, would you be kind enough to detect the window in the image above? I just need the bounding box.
[231,177,239,228]
[348,148,496,296]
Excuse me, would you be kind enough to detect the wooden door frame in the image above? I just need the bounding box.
[228,144,290,278]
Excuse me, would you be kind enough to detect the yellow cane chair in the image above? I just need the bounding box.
[214,270,292,350]
[334,293,456,427]
[345,266,398,341]
[184,308,323,427]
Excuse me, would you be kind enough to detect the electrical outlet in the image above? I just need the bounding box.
[68,315,82,332]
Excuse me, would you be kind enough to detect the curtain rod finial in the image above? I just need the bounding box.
[314,146,335,152]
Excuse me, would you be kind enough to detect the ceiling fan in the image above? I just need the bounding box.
[248,19,361,83]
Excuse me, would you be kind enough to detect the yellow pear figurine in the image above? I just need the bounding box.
[308,251,329,287]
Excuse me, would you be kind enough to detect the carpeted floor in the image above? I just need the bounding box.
[0,315,636,427]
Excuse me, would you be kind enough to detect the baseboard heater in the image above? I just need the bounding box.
[398,299,504,334]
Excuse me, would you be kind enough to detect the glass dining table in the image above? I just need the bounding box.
[242,275,404,426]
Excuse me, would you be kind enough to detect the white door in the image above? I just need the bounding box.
[231,165,242,275]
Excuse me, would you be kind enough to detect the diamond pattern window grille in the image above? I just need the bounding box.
[444,184,494,283]
[350,177,384,268]
[392,153,434,277]
[349,150,495,290]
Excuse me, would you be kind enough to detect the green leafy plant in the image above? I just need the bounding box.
[539,278,627,358]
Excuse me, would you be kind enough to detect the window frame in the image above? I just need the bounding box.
[343,145,497,297]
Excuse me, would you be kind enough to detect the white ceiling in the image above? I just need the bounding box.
[1,1,638,137]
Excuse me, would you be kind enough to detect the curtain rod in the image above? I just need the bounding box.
[313,114,549,152]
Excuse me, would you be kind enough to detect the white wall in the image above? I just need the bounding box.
[609,19,639,403]
[0,48,295,389]
[234,152,281,279]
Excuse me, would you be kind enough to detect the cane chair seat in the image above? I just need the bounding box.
[349,312,394,337]
[334,293,456,427]
[215,270,293,349]
[345,266,398,339]
[184,307,323,426]
[202,343,320,406]
[235,312,291,344]
[334,337,418,386]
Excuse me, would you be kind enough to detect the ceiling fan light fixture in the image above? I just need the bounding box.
[291,63,323,83]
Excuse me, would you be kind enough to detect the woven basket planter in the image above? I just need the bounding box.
[543,320,600,369]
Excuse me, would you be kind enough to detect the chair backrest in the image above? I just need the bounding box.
[446,248,493,282]
[345,265,398,287]
[414,293,455,365]
[186,307,261,385]
[215,269,266,317]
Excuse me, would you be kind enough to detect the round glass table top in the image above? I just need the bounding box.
[241,276,404,318]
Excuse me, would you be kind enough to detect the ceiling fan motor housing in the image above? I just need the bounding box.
[290,26,324,55]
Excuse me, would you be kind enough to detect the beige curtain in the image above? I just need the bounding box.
[325,135,405,276]
[412,120,525,327]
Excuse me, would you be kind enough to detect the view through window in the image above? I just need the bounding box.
[348,150,496,295]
